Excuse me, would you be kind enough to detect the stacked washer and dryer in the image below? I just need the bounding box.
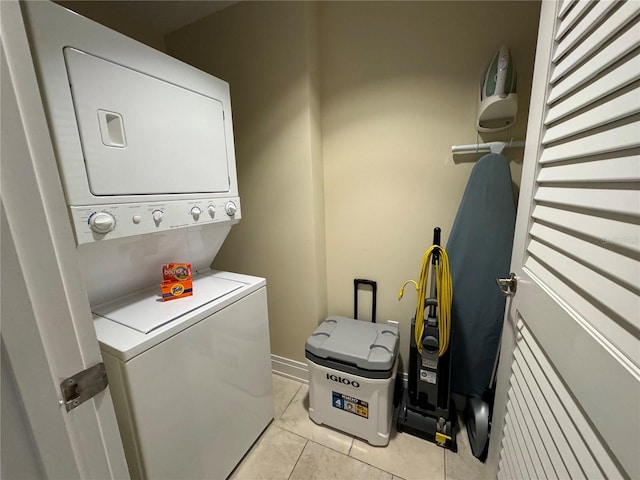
[23,2,274,479]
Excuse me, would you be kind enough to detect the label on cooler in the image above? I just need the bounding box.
[332,391,369,419]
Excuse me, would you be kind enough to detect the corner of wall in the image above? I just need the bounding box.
[305,1,328,323]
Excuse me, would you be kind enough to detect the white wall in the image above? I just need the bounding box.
[167,1,540,367]
[166,2,327,363]
[319,1,540,370]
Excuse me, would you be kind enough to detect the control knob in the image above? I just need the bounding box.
[191,206,201,220]
[225,201,237,217]
[89,212,116,234]
[207,205,216,218]
[152,210,164,224]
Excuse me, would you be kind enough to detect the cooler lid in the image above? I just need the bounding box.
[305,316,399,371]
[92,273,243,334]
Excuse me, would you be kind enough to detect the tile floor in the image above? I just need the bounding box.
[230,375,489,480]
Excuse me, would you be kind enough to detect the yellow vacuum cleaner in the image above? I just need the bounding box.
[396,227,457,450]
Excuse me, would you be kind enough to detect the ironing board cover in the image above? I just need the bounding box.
[446,153,516,397]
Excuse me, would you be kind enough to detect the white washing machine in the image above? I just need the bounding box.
[93,270,273,480]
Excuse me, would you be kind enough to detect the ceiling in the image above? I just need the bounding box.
[108,1,236,34]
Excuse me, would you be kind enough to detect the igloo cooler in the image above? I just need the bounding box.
[305,316,399,446]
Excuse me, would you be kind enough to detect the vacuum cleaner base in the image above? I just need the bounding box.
[396,389,458,452]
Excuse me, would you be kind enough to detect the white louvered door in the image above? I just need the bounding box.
[489,1,640,479]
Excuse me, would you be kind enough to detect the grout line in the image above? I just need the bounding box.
[443,447,447,479]
[277,386,302,421]
[341,447,396,479]
[274,376,303,421]
[287,383,303,407]
[277,421,354,458]
[286,439,309,480]
[284,428,312,443]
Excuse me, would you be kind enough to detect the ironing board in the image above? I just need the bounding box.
[446,153,516,397]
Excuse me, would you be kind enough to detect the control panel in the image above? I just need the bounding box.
[70,197,240,244]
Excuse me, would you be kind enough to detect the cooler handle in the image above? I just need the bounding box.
[354,278,377,323]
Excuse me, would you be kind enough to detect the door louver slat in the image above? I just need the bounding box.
[542,89,640,144]
[509,371,550,478]
[555,0,594,42]
[551,1,640,83]
[527,238,638,328]
[558,0,577,20]
[535,153,640,182]
[503,322,621,479]
[547,27,639,102]
[538,120,640,162]
[529,222,639,292]
[553,1,620,62]
[510,342,587,479]
[545,52,640,124]
[534,185,639,216]
[531,204,639,255]
[511,353,570,479]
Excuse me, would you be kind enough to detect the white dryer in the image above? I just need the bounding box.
[94,270,273,480]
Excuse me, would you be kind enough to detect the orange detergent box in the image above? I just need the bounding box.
[161,263,192,301]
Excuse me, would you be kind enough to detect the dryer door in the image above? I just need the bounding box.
[64,47,231,196]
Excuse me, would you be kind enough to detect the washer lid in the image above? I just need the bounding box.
[92,274,243,334]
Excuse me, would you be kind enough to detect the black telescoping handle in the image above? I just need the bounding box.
[429,227,441,318]
[354,278,377,323]
[432,227,441,265]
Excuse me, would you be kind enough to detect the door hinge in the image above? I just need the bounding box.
[60,362,108,412]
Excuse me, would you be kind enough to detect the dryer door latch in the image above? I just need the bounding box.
[60,362,109,412]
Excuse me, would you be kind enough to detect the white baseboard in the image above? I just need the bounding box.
[271,354,409,388]
[271,354,309,384]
